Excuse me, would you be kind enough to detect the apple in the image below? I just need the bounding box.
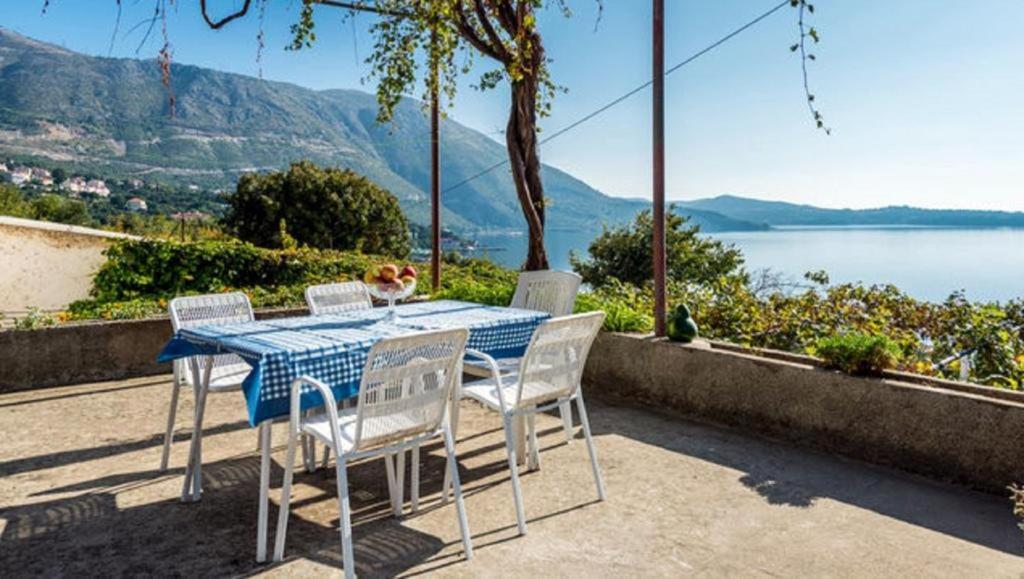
[392,278,405,291]
[400,265,418,279]
[400,275,416,286]
[380,264,399,282]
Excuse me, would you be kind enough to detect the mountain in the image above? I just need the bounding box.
[0,28,764,234]
[682,195,1024,228]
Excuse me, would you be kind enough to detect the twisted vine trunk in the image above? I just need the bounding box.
[505,39,549,271]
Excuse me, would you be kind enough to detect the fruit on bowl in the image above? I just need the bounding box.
[364,264,418,317]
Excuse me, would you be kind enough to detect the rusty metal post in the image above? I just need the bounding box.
[430,32,442,291]
[652,0,667,336]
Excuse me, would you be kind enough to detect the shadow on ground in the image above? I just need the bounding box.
[585,396,1023,556]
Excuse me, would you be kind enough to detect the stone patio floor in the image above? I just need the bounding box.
[0,375,1021,577]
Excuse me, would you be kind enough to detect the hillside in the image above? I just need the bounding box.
[0,28,764,234]
[682,195,1024,228]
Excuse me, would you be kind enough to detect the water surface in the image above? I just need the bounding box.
[472,226,1024,303]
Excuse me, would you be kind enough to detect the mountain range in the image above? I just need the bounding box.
[0,28,762,234]
[3,28,1022,236]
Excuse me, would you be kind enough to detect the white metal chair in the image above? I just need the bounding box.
[305,281,375,469]
[274,328,474,577]
[464,270,583,442]
[460,312,606,535]
[305,281,373,315]
[160,292,255,471]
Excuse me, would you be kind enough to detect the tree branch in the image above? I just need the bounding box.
[472,0,511,61]
[200,0,253,29]
[453,2,506,62]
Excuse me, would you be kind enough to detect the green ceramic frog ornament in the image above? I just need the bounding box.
[667,303,699,343]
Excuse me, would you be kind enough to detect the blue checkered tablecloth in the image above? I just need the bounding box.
[157,300,549,425]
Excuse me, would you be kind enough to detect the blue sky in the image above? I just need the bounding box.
[5,1,1023,210]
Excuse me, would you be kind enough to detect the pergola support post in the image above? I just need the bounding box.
[652,0,667,336]
[430,31,442,291]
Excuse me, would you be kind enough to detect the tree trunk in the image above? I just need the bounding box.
[506,72,549,270]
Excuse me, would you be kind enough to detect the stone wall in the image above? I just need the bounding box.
[0,307,306,393]
[583,332,1024,494]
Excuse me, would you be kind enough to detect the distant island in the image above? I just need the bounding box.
[677,195,1024,229]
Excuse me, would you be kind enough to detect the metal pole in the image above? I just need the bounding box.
[430,31,442,291]
[652,0,667,336]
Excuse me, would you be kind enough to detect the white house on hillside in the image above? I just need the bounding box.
[125,197,147,212]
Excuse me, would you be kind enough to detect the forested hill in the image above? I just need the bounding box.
[0,28,765,234]
[681,195,1024,228]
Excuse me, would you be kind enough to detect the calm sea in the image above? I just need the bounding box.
[471,226,1024,303]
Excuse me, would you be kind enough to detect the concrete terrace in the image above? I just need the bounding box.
[0,375,1021,577]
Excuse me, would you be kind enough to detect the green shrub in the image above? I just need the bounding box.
[12,307,58,330]
[225,161,410,257]
[570,208,745,289]
[91,239,378,302]
[811,333,902,376]
[575,281,654,333]
[67,298,167,321]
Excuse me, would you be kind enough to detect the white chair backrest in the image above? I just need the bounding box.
[510,270,582,317]
[168,292,253,380]
[514,311,605,409]
[169,292,254,331]
[305,282,373,315]
[354,328,469,452]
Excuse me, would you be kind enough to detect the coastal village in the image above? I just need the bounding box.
[1,161,183,215]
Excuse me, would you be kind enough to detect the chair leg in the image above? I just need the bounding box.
[443,426,473,559]
[502,415,528,535]
[321,444,331,470]
[441,378,463,503]
[410,443,420,513]
[575,393,606,501]
[160,373,182,471]
[559,400,574,442]
[384,453,399,516]
[300,410,315,473]
[181,361,210,503]
[396,449,406,517]
[273,421,301,561]
[335,457,356,579]
[527,413,540,471]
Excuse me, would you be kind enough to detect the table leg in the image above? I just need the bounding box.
[256,420,272,563]
[182,357,212,502]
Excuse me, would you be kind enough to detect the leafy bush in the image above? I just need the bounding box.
[90,238,378,302]
[575,280,654,333]
[225,161,410,257]
[12,307,59,330]
[67,298,167,321]
[811,333,903,376]
[0,185,93,227]
[570,208,745,289]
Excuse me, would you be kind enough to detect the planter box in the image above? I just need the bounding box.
[0,307,307,393]
[583,332,1024,494]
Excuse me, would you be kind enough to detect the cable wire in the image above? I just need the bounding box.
[442,0,790,194]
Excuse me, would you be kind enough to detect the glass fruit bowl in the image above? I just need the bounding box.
[367,278,416,320]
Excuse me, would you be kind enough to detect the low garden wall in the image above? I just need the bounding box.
[583,332,1024,494]
[0,307,306,393]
